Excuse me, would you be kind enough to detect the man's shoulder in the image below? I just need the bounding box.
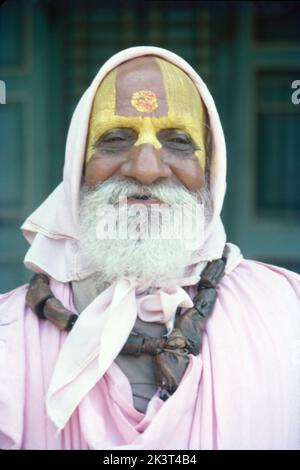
[0,283,28,299]
[0,280,71,450]
[222,258,300,310]
[0,278,73,325]
[231,258,300,286]
[0,284,29,324]
[215,258,300,354]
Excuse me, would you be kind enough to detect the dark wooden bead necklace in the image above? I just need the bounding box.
[26,253,226,401]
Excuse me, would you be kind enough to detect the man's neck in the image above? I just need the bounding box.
[71,274,109,314]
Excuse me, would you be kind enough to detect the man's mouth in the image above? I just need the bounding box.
[127,194,161,205]
[131,195,150,200]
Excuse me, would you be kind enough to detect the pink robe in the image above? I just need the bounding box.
[1,259,300,450]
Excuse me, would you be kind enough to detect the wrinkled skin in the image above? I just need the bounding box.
[84,56,205,191]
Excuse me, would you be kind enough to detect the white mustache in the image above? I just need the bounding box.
[80,178,209,208]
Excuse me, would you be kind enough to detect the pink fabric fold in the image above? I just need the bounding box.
[46,242,242,431]
[136,285,193,329]
[1,260,300,449]
[46,278,195,430]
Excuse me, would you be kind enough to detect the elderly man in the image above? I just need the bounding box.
[0,46,300,450]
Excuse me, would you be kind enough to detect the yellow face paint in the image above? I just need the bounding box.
[85,57,207,168]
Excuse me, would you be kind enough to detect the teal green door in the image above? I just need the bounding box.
[0,0,62,292]
[215,3,300,271]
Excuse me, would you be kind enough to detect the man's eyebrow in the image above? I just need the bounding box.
[159,116,206,135]
[101,127,134,136]
[92,128,135,145]
[169,113,211,130]
[160,128,192,136]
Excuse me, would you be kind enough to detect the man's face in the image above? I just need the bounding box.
[79,56,211,287]
[84,56,206,194]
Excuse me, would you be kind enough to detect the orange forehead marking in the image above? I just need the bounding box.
[131,90,158,113]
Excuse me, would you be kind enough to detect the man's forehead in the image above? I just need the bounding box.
[114,56,168,117]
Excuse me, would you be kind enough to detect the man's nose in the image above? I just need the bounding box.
[120,143,172,185]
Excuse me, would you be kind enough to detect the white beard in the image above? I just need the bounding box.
[78,178,213,288]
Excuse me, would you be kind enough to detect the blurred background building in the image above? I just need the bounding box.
[0,0,300,292]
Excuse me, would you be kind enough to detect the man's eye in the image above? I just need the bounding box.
[164,135,194,150]
[102,136,126,143]
[169,136,190,145]
[97,129,138,149]
[101,133,130,143]
[157,129,196,152]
